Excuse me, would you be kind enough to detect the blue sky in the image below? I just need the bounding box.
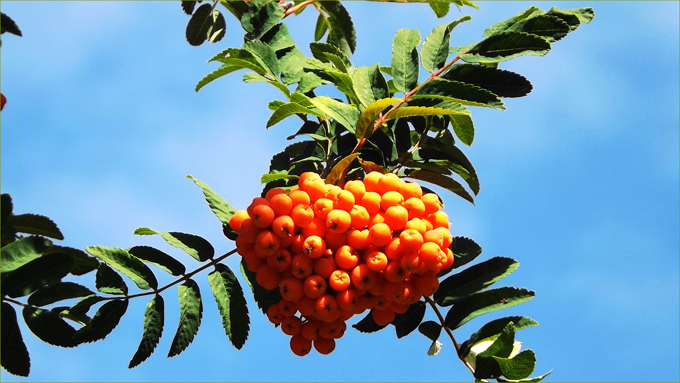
[1,1,678,382]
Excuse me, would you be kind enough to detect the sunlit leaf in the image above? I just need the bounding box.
[460,31,551,63]
[459,316,538,359]
[86,246,157,290]
[1,236,52,277]
[326,153,361,185]
[391,28,421,93]
[421,15,471,72]
[2,252,73,298]
[134,228,214,262]
[308,96,360,134]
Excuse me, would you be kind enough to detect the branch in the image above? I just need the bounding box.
[424,295,476,376]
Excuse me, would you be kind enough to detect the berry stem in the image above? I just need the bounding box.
[424,295,476,376]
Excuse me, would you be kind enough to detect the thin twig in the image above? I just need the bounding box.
[424,295,477,375]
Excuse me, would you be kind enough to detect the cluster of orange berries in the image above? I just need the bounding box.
[228,171,454,356]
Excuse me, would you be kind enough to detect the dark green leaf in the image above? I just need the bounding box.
[460,31,551,63]
[22,306,77,347]
[482,6,544,37]
[546,7,595,29]
[314,12,329,41]
[208,264,250,349]
[168,279,203,357]
[351,63,390,108]
[95,263,128,295]
[278,47,309,85]
[353,311,387,333]
[474,322,517,379]
[267,102,324,128]
[185,4,217,46]
[326,153,360,185]
[318,1,356,55]
[418,320,442,341]
[450,236,483,270]
[507,15,571,42]
[434,257,519,306]
[442,64,532,98]
[9,214,63,240]
[86,246,157,290]
[181,1,199,15]
[129,296,165,368]
[240,0,284,38]
[1,236,52,277]
[243,40,279,78]
[444,287,536,329]
[308,96,360,134]
[134,228,214,262]
[355,98,400,141]
[1,302,30,377]
[407,169,475,204]
[260,23,296,52]
[413,78,505,110]
[2,253,73,298]
[1,12,22,36]
[494,349,536,380]
[310,42,351,68]
[61,295,105,320]
[459,316,538,359]
[421,16,471,72]
[393,301,426,338]
[27,282,93,307]
[46,246,98,276]
[73,299,128,344]
[128,246,186,276]
[186,174,237,227]
[208,10,226,43]
[391,28,421,93]
[240,260,281,315]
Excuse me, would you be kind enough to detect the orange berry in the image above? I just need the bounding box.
[314,337,336,355]
[380,191,405,211]
[399,229,424,252]
[336,287,359,311]
[344,180,366,201]
[228,210,250,232]
[254,230,280,258]
[368,223,392,247]
[271,215,295,238]
[267,303,283,324]
[303,235,327,259]
[291,253,314,279]
[349,205,370,229]
[383,237,405,262]
[329,269,351,291]
[390,301,409,314]
[288,233,306,255]
[243,250,265,272]
[324,184,343,200]
[256,264,281,290]
[382,280,405,301]
[404,217,427,234]
[434,227,453,248]
[366,251,388,272]
[323,231,347,252]
[281,315,302,336]
[326,209,351,233]
[265,187,287,201]
[279,299,298,317]
[290,204,314,227]
[280,277,305,302]
[335,245,359,270]
[372,308,395,326]
[267,248,292,272]
[235,237,254,256]
[290,333,312,356]
[247,197,269,217]
[423,230,444,247]
[414,271,440,296]
[299,171,321,185]
[333,190,355,212]
[303,275,328,299]
[347,229,371,250]
[313,253,338,279]
[315,294,338,317]
[378,173,404,195]
[289,189,311,207]
[238,218,261,244]
[421,193,441,215]
[360,191,382,215]
[269,193,293,216]
[351,264,377,290]
[319,319,344,339]
[301,178,326,202]
[363,171,384,193]
[313,198,334,220]
[383,205,408,230]
[400,181,423,200]
[443,248,455,269]
[297,296,317,318]
[400,251,422,273]
[419,242,446,270]
[368,272,385,295]
[404,197,426,220]
[383,261,410,283]
[301,319,320,341]
[369,211,386,226]
[427,211,450,229]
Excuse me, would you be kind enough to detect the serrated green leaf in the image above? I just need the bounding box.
[326,153,361,185]
[461,31,551,63]
[185,4,216,46]
[407,169,474,204]
[267,102,324,128]
[134,228,214,262]
[208,264,250,349]
[355,98,401,141]
[22,306,77,347]
[127,246,186,277]
[95,263,128,295]
[473,322,518,378]
[73,299,128,343]
[208,10,226,43]
[459,316,538,359]
[278,46,309,85]
[391,29,421,93]
[243,40,279,79]
[181,0,197,15]
[314,12,329,41]
[444,287,536,329]
[387,105,470,121]
[318,1,356,55]
[517,370,553,382]
[243,72,290,97]
[308,96,360,134]
[260,23,295,52]
[1,302,30,377]
[86,246,157,290]
[393,301,426,338]
[418,320,442,342]
[2,253,73,298]
[434,257,519,306]
[493,349,536,380]
[195,65,249,92]
[482,6,544,38]
[129,296,164,369]
[1,12,23,37]
[45,246,98,276]
[546,7,594,29]
[353,311,387,333]
[442,64,532,98]
[186,174,237,227]
[240,0,284,38]
[27,282,93,307]
[168,279,202,357]
[421,16,472,72]
[1,236,52,277]
[450,236,483,269]
[261,173,300,184]
[351,63,389,108]
[413,78,505,110]
[9,214,63,240]
[507,14,571,43]
[428,0,450,18]
[61,295,105,320]
[240,260,281,314]
[310,42,351,68]
[296,71,328,93]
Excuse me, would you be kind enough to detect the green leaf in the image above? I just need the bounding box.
[2,252,73,298]
[434,257,519,306]
[407,169,475,204]
[482,6,544,37]
[61,294,106,320]
[260,23,295,52]
[1,236,52,277]
[267,102,324,128]
[442,64,532,98]
[1,12,23,37]
[134,228,214,262]
[128,296,165,369]
[314,12,329,41]
[243,72,290,97]
[168,279,203,357]
[427,339,443,356]
[444,287,536,329]
[517,370,553,382]
[310,42,351,68]
[181,1,197,15]
[391,29,421,93]
[296,71,327,93]
[326,153,361,185]
[243,40,279,79]
[393,301,426,338]
[73,299,128,344]
[387,105,470,121]
[85,246,157,290]
[261,173,300,184]
[27,282,93,307]
[46,246,98,276]
[474,322,518,378]
[353,311,387,333]
[240,0,284,38]
[546,7,595,29]
[240,260,281,315]
[351,63,390,108]
[278,47,309,85]
[318,1,356,55]
[186,174,237,226]
[308,96,360,134]
[459,316,538,359]
[127,246,186,277]
[428,0,450,18]
[1,302,30,377]
[355,98,401,141]
[450,236,483,270]
[196,65,252,92]
[413,78,505,110]
[185,4,224,46]
[418,320,442,342]
[208,264,250,349]
[9,214,63,240]
[421,16,471,72]
[493,349,536,380]
[460,31,551,63]
[507,14,571,43]
[95,263,128,295]
[22,306,77,348]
